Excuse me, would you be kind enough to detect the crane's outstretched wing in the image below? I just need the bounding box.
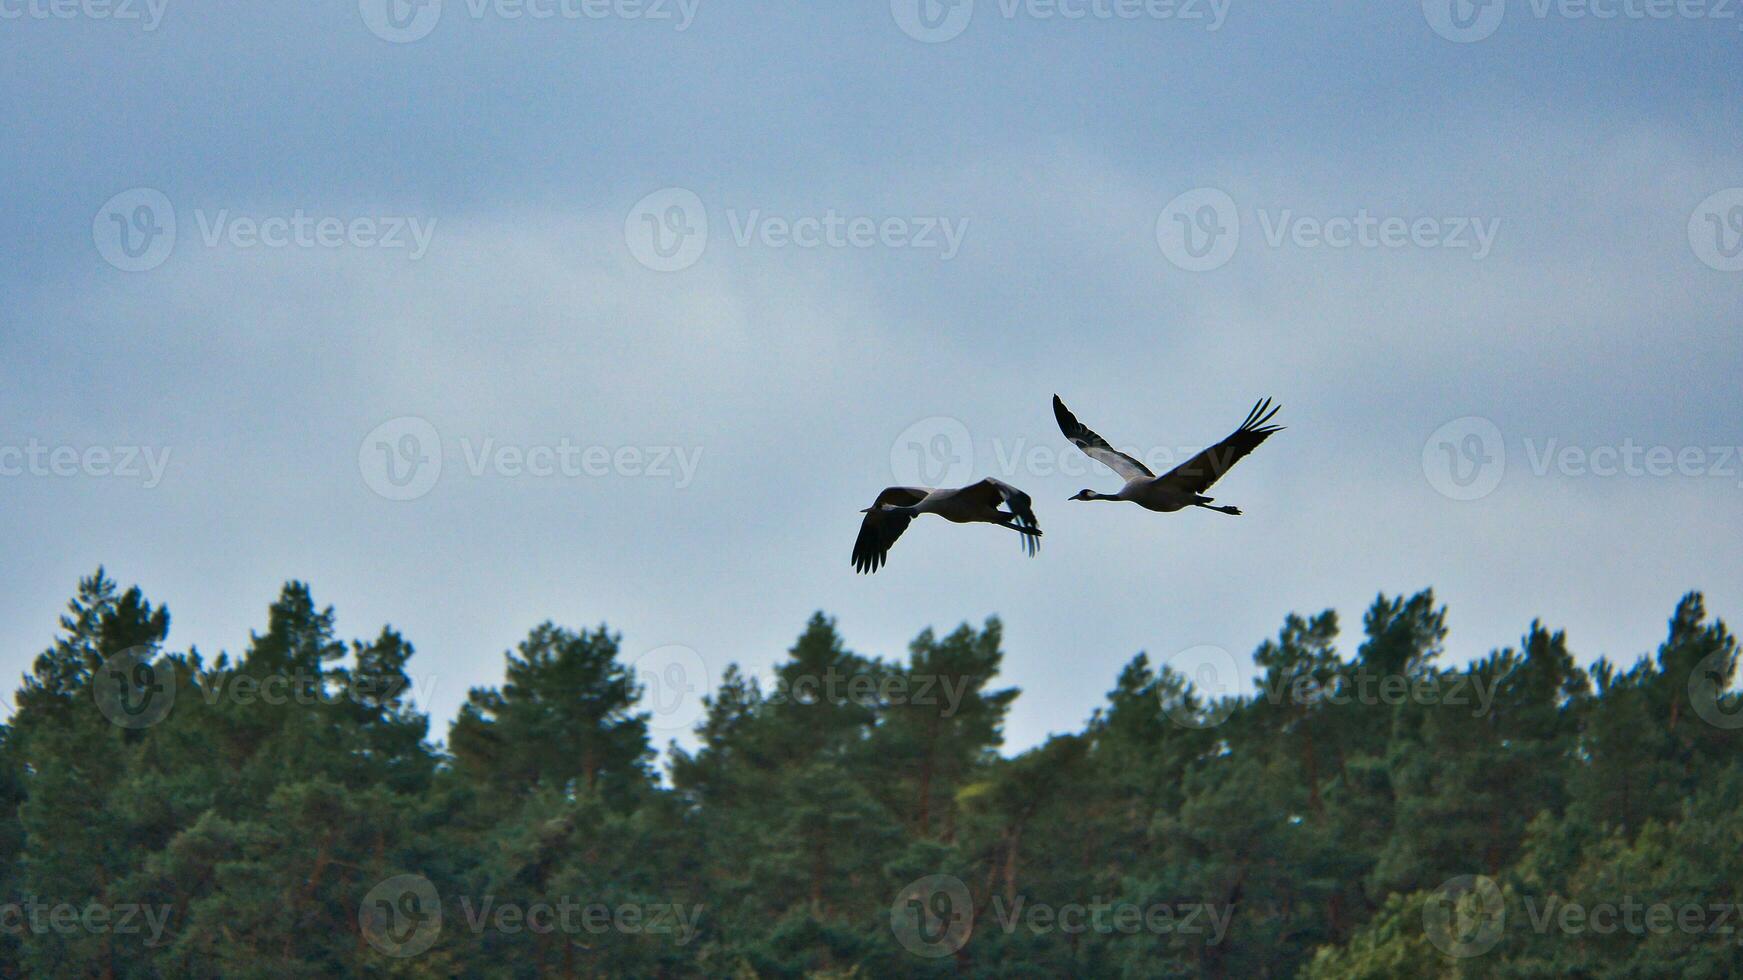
[1053,395,1155,482]
[1153,398,1283,495]
[960,478,1043,557]
[852,486,929,573]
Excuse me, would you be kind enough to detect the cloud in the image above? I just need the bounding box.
[3,114,1739,755]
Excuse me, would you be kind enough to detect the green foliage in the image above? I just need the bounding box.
[0,572,1736,976]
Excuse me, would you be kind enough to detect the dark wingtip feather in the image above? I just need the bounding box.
[1240,399,1283,433]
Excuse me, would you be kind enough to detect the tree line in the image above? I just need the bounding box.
[1,568,1738,977]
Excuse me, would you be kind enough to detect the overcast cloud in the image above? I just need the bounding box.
[2,1,1739,752]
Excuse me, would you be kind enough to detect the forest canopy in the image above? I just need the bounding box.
[1,569,1738,977]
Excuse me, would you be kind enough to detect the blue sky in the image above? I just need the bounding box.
[3,0,1740,753]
